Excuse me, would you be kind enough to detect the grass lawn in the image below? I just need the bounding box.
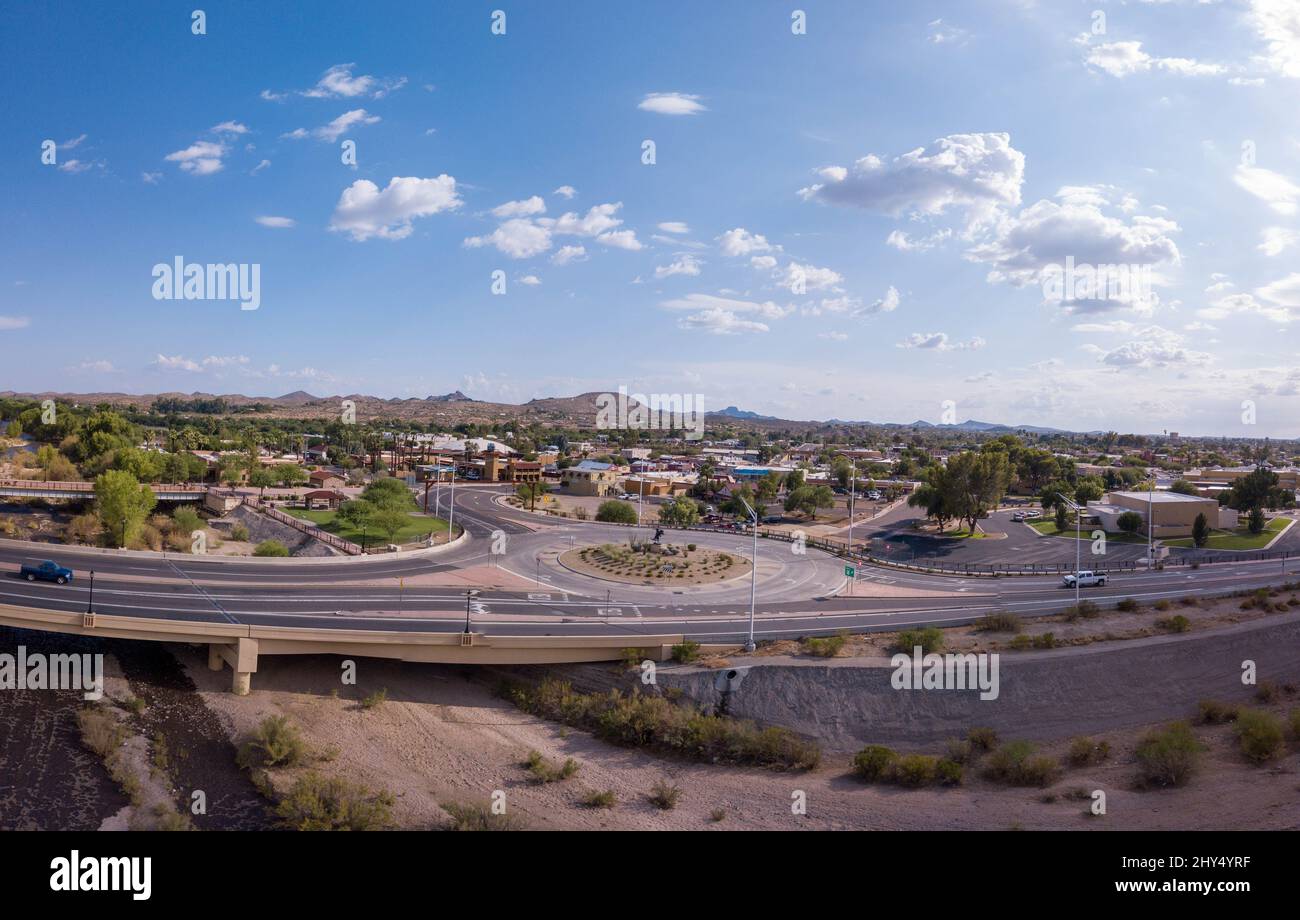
[283,508,448,545]
[1029,519,1149,543]
[1164,517,1288,550]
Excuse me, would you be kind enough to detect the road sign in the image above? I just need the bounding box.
[844,565,856,577]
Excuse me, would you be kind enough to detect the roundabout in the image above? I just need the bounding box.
[558,541,750,587]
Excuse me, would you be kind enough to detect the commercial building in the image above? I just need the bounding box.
[561,460,621,496]
[1087,490,1236,538]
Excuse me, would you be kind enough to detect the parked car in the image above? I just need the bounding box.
[20,560,74,585]
[1062,570,1107,588]
[867,490,882,501]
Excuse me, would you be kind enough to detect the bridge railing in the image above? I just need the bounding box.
[0,478,206,494]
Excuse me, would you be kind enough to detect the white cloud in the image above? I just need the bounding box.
[819,331,849,341]
[717,227,776,257]
[297,63,405,99]
[1257,272,1300,314]
[1094,326,1211,368]
[896,332,985,351]
[255,215,295,228]
[1247,0,1300,78]
[775,261,843,293]
[595,229,643,251]
[330,175,461,241]
[59,133,87,150]
[164,139,226,175]
[677,309,769,335]
[289,109,381,143]
[57,159,97,174]
[553,185,577,199]
[657,221,690,234]
[75,360,115,373]
[552,245,587,266]
[250,159,270,175]
[465,218,552,259]
[637,92,706,116]
[654,254,703,279]
[928,19,969,45]
[0,316,31,331]
[491,196,546,218]
[153,354,201,372]
[518,275,541,286]
[541,203,626,237]
[141,171,162,184]
[1234,164,1300,215]
[1084,41,1225,78]
[799,133,1025,236]
[858,285,901,316]
[211,120,249,135]
[886,228,952,251]
[1260,226,1300,256]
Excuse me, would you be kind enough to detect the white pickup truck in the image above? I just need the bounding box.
[1062,570,1107,588]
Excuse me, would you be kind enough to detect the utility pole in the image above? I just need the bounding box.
[737,495,759,653]
[1059,494,1083,609]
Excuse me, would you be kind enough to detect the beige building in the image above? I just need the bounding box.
[1087,490,1236,538]
[561,460,621,497]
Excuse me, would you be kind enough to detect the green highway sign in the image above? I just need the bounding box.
[844,565,855,577]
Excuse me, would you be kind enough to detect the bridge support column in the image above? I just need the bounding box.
[209,638,259,695]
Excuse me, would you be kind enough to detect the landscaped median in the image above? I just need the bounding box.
[1164,516,1290,551]
[281,507,449,547]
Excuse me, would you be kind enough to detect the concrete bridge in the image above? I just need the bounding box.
[0,479,206,502]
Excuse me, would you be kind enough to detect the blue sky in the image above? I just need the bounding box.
[4,0,1300,435]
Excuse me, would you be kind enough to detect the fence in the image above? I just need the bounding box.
[242,497,363,555]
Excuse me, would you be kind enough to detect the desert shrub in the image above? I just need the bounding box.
[76,707,126,757]
[709,808,727,823]
[442,801,525,831]
[1154,599,1172,612]
[801,634,846,658]
[360,688,388,709]
[1155,615,1190,633]
[1234,709,1285,764]
[671,640,701,663]
[1063,600,1100,621]
[1179,596,1198,607]
[892,626,944,654]
[648,780,681,810]
[66,513,103,545]
[1196,700,1238,724]
[580,789,616,809]
[1135,722,1204,788]
[1032,633,1058,649]
[967,727,999,751]
[890,753,939,787]
[522,749,580,784]
[1254,680,1279,703]
[276,772,394,831]
[982,741,1060,787]
[501,678,820,771]
[935,758,965,786]
[231,523,250,542]
[254,539,290,557]
[1067,736,1111,767]
[945,738,973,764]
[974,612,1021,633]
[852,745,897,781]
[1116,597,1139,612]
[236,715,306,769]
[172,507,202,535]
[1010,634,1031,650]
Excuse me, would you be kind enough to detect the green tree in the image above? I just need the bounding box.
[516,480,550,512]
[1170,479,1200,496]
[784,484,834,519]
[370,508,410,545]
[1248,507,1266,535]
[658,495,700,527]
[337,499,376,531]
[1117,511,1143,535]
[249,466,278,500]
[908,465,953,533]
[1191,512,1210,547]
[95,470,156,547]
[595,500,638,524]
[1054,502,1069,531]
[253,539,290,557]
[276,465,309,489]
[361,476,415,512]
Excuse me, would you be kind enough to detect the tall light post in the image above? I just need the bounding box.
[737,495,759,653]
[448,464,456,536]
[463,588,479,634]
[1147,471,1155,568]
[846,460,857,556]
[1058,494,1083,609]
[86,569,95,614]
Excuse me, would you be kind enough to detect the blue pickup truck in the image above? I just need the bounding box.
[20,560,75,585]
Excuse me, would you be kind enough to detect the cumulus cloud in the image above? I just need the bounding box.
[717,227,776,257]
[798,133,1025,236]
[1260,226,1300,256]
[1247,0,1300,78]
[211,120,249,135]
[553,185,576,199]
[886,228,952,252]
[661,292,789,335]
[255,215,295,228]
[552,245,587,266]
[465,218,552,259]
[285,109,381,143]
[467,203,635,259]
[267,63,406,100]
[491,196,546,218]
[774,261,843,293]
[1084,41,1225,78]
[165,139,227,175]
[637,92,706,115]
[330,175,461,241]
[1093,326,1211,369]
[654,253,703,278]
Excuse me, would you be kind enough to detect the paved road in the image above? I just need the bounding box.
[3,485,1299,644]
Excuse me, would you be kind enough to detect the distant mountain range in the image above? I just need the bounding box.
[0,388,1107,436]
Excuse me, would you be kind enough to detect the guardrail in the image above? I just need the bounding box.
[0,478,206,494]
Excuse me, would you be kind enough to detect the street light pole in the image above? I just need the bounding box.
[1147,472,1155,568]
[87,569,95,614]
[1058,494,1082,609]
[449,466,456,536]
[463,588,478,634]
[847,461,856,556]
[738,495,759,653]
